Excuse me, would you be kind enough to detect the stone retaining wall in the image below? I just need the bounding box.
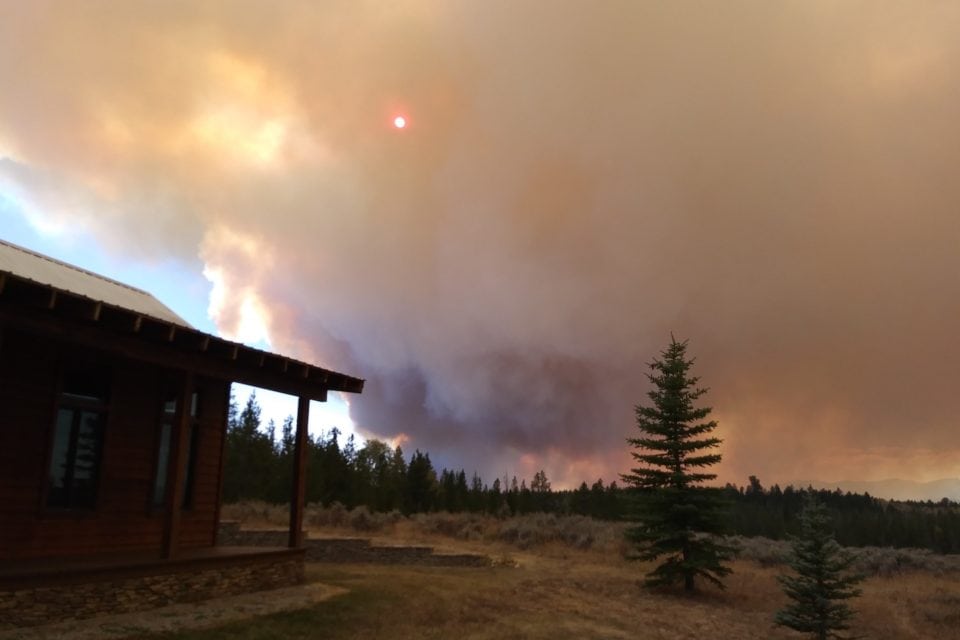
[219,522,491,568]
[306,539,490,567]
[0,554,304,628]
[218,521,291,547]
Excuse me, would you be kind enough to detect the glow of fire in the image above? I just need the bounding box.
[389,432,411,449]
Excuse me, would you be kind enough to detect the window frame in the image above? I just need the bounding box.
[148,390,177,513]
[149,385,202,513]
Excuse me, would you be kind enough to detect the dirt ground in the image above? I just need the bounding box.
[0,583,345,640]
[283,543,959,640]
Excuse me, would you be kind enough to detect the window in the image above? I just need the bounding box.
[47,366,110,509]
[151,390,200,509]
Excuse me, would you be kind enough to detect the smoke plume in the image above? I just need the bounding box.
[2,1,960,486]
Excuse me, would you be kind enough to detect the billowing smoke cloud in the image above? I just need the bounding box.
[2,1,960,486]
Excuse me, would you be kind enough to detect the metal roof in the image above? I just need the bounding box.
[0,238,189,327]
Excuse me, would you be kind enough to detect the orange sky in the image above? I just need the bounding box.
[1,1,959,489]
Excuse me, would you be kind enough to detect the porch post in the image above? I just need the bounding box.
[289,395,311,548]
[162,371,194,559]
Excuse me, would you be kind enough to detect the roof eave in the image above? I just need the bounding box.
[0,270,364,398]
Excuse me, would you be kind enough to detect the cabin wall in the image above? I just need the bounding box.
[0,328,229,560]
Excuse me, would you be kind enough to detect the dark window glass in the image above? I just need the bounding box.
[47,408,105,508]
[152,422,172,507]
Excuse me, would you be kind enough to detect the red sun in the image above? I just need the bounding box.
[393,115,407,129]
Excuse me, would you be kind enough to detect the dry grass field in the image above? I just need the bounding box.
[152,505,960,639]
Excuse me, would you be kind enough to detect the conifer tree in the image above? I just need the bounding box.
[531,469,551,493]
[406,450,437,513]
[223,392,274,502]
[622,336,733,590]
[775,496,864,639]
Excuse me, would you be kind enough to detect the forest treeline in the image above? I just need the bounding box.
[223,393,960,554]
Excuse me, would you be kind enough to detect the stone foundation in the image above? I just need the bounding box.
[0,551,304,629]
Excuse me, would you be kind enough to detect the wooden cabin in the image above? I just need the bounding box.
[0,238,363,627]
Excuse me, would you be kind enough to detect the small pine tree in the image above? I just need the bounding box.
[622,336,733,591]
[775,495,864,639]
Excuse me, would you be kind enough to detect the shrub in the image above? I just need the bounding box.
[727,535,791,567]
[348,505,386,531]
[222,500,287,527]
[730,534,960,577]
[307,501,348,528]
[849,546,960,577]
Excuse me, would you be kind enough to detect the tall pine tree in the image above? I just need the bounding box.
[622,336,733,590]
[775,495,864,639]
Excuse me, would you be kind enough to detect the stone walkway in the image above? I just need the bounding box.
[0,582,346,640]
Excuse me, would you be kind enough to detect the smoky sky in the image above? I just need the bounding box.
[2,1,959,486]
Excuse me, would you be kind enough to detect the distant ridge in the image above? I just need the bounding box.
[790,478,960,502]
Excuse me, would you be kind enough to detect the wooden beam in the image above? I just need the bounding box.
[90,301,102,322]
[47,290,57,310]
[199,335,210,352]
[132,316,143,333]
[166,324,177,342]
[0,273,6,295]
[162,371,194,559]
[289,396,310,548]
[212,381,231,546]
